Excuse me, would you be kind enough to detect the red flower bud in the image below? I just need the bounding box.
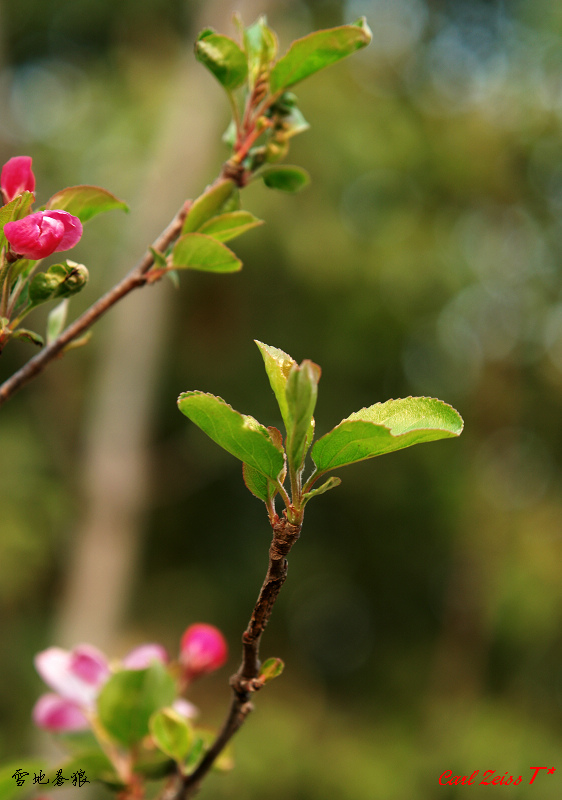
[1,156,35,203]
[4,209,82,260]
[180,623,228,680]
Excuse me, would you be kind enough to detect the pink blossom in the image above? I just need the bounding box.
[4,209,82,260]
[1,156,35,203]
[35,644,110,708]
[121,643,169,670]
[32,693,89,732]
[180,623,228,680]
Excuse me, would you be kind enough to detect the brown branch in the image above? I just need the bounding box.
[166,515,302,800]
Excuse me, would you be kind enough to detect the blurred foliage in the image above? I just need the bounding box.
[3,0,562,798]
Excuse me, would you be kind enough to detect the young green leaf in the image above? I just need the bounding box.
[243,462,271,502]
[259,657,284,683]
[285,360,321,470]
[150,246,168,268]
[261,165,310,192]
[11,328,43,347]
[62,330,92,353]
[45,751,120,787]
[182,180,236,234]
[46,185,129,223]
[178,391,285,481]
[270,18,372,93]
[312,397,464,473]
[198,211,264,242]
[255,340,296,427]
[172,234,241,273]
[150,708,194,767]
[302,476,341,504]
[97,662,176,748]
[244,16,278,88]
[195,31,248,90]
[46,299,69,345]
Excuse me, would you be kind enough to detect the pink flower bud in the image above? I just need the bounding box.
[1,156,35,203]
[121,643,169,670]
[32,693,89,732]
[4,209,82,260]
[180,623,228,680]
[35,645,110,707]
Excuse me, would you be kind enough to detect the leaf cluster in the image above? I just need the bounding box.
[195,15,372,193]
[178,342,463,525]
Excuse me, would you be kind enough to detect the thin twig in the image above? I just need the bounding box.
[164,515,302,800]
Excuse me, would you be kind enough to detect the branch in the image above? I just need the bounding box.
[164,515,302,800]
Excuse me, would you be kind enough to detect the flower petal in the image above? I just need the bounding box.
[35,644,109,706]
[45,209,83,251]
[121,643,169,670]
[69,644,111,686]
[32,693,89,732]
[4,210,82,260]
[5,212,63,260]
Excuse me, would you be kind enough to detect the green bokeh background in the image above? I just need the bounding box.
[2,0,562,797]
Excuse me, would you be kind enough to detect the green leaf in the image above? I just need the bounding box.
[178,391,284,481]
[244,16,278,87]
[45,751,120,788]
[0,760,47,800]
[242,461,270,502]
[134,746,174,780]
[0,191,35,250]
[302,476,341,504]
[149,246,168,268]
[270,18,372,93]
[195,31,248,90]
[172,234,241,273]
[12,328,43,347]
[312,397,464,473]
[46,298,69,344]
[259,657,284,683]
[285,360,321,470]
[97,662,176,747]
[243,426,285,501]
[198,211,264,242]
[62,330,92,352]
[182,180,235,234]
[255,340,296,428]
[261,165,310,192]
[46,185,129,223]
[150,708,194,766]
